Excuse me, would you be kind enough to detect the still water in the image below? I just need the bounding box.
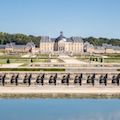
[0,99,120,120]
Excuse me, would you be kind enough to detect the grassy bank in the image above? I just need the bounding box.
[0,93,120,99]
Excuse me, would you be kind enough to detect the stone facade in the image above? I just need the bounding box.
[84,42,94,54]
[40,32,84,55]
[84,42,120,54]
[5,42,36,53]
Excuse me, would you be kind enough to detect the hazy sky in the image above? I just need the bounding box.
[0,0,120,38]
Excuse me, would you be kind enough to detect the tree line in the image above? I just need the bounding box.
[0,32,41,47]
[83,37,120,46]
[0,32,120,47]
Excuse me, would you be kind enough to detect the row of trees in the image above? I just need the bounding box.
[0,32,120,47]
[83,37,120,46]
[0,32,41,47]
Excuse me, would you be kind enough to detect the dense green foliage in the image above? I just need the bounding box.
[83,37,120,46]
[30,58,33,63]
[0,32,41,47]
[6,59,10,64]
[0,32,120,47]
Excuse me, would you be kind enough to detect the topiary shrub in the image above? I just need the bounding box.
[6,59,10,64]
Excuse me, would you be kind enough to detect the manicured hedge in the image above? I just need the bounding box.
[0,68,65,72]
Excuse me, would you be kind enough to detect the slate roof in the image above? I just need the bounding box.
[6,43,26,49]
[0,45,6,49]
[95,44,120,51]
[5,42,35,49]
[84,41,94,48]
[41,32,83,43]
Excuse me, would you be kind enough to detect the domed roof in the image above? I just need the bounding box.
[55,32,66,42]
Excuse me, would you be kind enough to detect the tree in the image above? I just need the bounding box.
[100,58,103,63]
[89,57,92,61]
[0,32,41,47]
[30,59,33,63]
[6,59,10,64]
[83,37,120,46]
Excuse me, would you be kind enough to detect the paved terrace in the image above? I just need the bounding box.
[58,55,86,64]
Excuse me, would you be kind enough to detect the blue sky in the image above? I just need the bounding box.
[0,0,120,38]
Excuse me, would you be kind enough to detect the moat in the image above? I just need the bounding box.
[0,99,120,120]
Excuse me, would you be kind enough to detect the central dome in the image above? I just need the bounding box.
[55,32,66,42]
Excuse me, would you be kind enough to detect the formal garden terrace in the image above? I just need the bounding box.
[0,51,120,72]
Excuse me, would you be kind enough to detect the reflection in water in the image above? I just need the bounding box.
[0,99,120,120]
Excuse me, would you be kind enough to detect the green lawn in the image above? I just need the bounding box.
[0,58,50,64]
[0,53,120,64]
[104,58,120,63]
[76,54,120,63]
